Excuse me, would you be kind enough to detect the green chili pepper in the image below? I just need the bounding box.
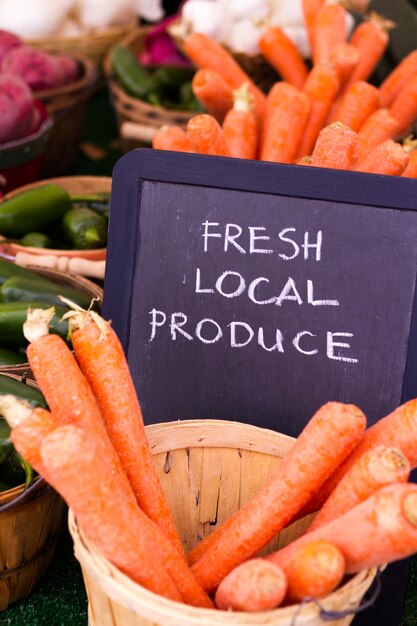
[0,374,47,407]
[20,232,54,248]
[62,207,108,250]
[0,259,51,287]
[0,302,70,347]
[0,184,71,237]
[111,46,159,102]
[2,276,94,310]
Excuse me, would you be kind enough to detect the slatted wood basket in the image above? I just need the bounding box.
[69,419,377,626]
[0,175,110,279]
[27,20,138,67]
[0,265,103,378]
[0,374,67,610]
[105,28,196,152]
[33,55,98,176]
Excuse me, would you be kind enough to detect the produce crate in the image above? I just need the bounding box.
[0,266,103,378]
[0,175,109,279]
[0,375,67,610]
[70,419,377,626]
[104,28,196,153]
[34,55,99,176]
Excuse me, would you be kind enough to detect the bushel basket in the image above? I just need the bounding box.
[69,419,377,626]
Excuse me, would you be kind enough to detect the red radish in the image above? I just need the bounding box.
[2,47,63,91]
[0,73,35,143]
[0,30,22,65]
[53,55,79,85]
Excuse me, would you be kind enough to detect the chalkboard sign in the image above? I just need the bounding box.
[104,149,417,436]
[104,149,417,626]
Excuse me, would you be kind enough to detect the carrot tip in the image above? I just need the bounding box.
[24,306,56,343]
[0,394,33,429]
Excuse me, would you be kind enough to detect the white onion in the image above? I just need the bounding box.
[270,0,304,27]
[0,0,74,38]
[225,0,269,23]
[134,0,164,22]
[75,0,136,30]
[182,1,226,40]
[224,19,262,55]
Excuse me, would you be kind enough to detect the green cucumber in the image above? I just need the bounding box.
[111,46,159,102]
[2,276,94,310]
[0,347,27,366]
[0,302,70,347]
[0,259,51,286]
[0,374,47,408]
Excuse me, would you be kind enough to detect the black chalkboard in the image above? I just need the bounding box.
[104,149,417,626]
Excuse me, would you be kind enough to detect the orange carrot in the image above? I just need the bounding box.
[311,122,359,169]
[183,33,266,120]
[192,69,234,122]
[40,425,182,601]
[189,402,366,592]
[223,84,258,159]
[330,81,380,131]
[296,156,313,165]
[260,82,310,163]
[346,12,393,86]
[390,75,417,136]
[355,139,409,175]
[302,0,325,55]
[186,114,230,156]
[215,559,287,612]
[152,126,194,153]
[259,27,308,90]
[284,541,345,602]
[402,138,417,178]
[69,309,184,557]
[299,398,417,518]
[25,309,213,608]
[313,2,348,65]
[298,62,340,157]
[308,446,410,531]
[380,50,417,108]
[357,108,400,161]
[329,43,359,83]
[270,483,417,574]
[0,396,59,476]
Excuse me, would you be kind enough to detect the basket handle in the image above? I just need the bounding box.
[291,568,382,625]
[120,122,156,144]
[14,251,106,280]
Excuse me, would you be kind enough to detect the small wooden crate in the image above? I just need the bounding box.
[0,376,67,610]
[70,419,377,626]
[34,55,99,176]
[104,28,195,153]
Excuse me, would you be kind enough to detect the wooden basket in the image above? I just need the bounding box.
[33,55,99,176]
[0,265,103,378]
[27,20,138,67]
[104,28,196,153]
[0,175,110,279]
[69,419,377,626]
[0,374,67,610]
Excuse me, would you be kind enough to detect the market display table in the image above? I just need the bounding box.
[2,91,417,626]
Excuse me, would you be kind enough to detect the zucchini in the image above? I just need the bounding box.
[2,276,94,310]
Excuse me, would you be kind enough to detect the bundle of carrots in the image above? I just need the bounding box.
[151,1,417,178]
[3,301,417,613]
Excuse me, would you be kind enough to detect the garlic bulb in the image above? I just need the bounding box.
[182,1,226,40]
[75,0,136,30]
[0,0,74,38]
[225,0,269,24]
[224,19,262,55]
[270,0,304,27]
[134,0,163,22]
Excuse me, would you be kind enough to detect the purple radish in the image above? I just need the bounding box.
[0,30,22,65]
[53,55,79,85]
[0,74,35,143]
[2,47,64,91]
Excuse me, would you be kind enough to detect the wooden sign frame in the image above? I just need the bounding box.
[104,148,417,626]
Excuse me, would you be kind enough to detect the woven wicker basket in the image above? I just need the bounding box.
[33,55,99,176]
[0,374,67,610]
[70,419,377,626]
[0,264,103,378]
[27,20,138,67]
[0,175,110,279]
[105,28,196,152]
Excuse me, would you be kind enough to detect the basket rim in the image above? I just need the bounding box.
[69,419,377,625]
[26,19,138,46]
